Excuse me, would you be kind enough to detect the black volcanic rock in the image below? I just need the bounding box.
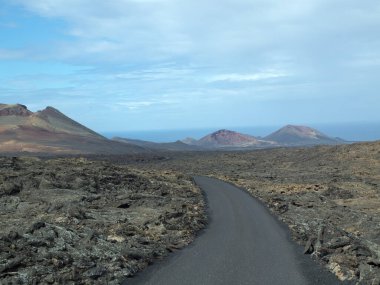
[0,157,206,284]
[141,140,380,284]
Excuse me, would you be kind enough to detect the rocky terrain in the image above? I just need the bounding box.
[0,157,206,284]
[123,141,380,284]
[1,104,377,284]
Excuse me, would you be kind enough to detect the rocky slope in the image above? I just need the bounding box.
[125,141,380,284]
[0,104,32,116]
[0,157,206,284]
[0,104,145,154]
[265,125,343,145]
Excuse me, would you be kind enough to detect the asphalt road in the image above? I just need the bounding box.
[124,176,341,285]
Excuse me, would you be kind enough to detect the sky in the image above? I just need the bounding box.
[0,0,380,133]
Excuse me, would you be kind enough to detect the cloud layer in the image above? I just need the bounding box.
[1,0,380,131]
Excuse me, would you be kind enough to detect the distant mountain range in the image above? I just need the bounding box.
[0,103,347,154]
[181,126,344,148]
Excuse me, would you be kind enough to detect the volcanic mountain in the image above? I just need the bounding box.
[184,129,276,148]
[265,125,344,145]
[0,104,145,154]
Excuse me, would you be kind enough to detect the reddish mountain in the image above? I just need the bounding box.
[199,129,257,146]
[185,129,275,148]
[0,104,145,154]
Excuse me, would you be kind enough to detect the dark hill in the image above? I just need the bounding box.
[113,137,203,151]
[265,125,344,146]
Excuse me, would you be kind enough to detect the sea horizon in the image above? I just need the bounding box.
[101,122,380,143]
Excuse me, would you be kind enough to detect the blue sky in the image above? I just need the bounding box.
[1,0,380,132]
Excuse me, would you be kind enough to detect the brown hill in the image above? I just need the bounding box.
[186,129,276,148]
[265,125,344,146]
[0,104,145,154]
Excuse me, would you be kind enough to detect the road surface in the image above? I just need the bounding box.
[124,176,341,285]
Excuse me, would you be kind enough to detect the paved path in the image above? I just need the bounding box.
[124,176,340,285]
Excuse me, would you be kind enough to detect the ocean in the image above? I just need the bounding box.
[101,122,380,143]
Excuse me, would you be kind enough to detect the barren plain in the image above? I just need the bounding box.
[1,140,379,284]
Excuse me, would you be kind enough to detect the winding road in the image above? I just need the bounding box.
[124,176,340,285]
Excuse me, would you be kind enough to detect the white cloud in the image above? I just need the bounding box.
[117,101,155,110]
[208,70,290,83]
[115,96,180,110]
[11,0,380,74]
[3,0,380,129]
[110,66,195,81]
[6,1,316,62]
